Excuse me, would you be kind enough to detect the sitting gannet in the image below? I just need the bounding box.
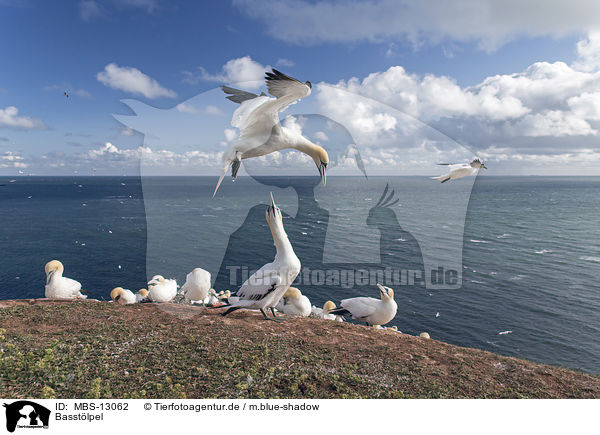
[431,158,487,183]
[110,287,136,305]
[181,267,211,303]
[329,284,397,327]
[214,69,329,196]
[147,275,178,303]
[274,287,311,317]
[419,332,431,339]
[221,193,301,321]
[44,260,87,299]
[203,288,221,306]
[310,300,344,321]
[136,288,149,302]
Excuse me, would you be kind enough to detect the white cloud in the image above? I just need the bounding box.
[314,131,329,141]
[120,126,136,136]
[235,0,600,51]
[276,58,295,67]
[176,103,225,116]
[574,32,600,72]
[176,102,199,113]
[0,106,46,130]
[512,111,597,137]
[182,56,269,89]
[224,129,238,142]
[0,151,28,168]
[205,105,225,116]
[79,0,102,21]
[97,63,177,99]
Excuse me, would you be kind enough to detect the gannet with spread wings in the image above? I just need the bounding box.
[214,69,329,196]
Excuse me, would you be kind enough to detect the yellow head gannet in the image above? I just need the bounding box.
[147,275,177,303]
[203,288,220,306]
[274,287,311,317]
[221,192,301,321]
[431,158,487,183]
[329,284,398,327]
[110,287,137,305]
[181,267,211,303]
[322,300,344,322]
[136,288,149,302]
[44,260,87,299]
[419,332,431,339]
[214,69,329,196]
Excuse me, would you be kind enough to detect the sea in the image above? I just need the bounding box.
[1,175,599,375]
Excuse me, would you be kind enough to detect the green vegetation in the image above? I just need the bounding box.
[0,301,598,399]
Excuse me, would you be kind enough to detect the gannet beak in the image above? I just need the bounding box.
[46,270,54,285]
[376,283,386,297]
[318,162,327,186]
[269,191,276,210]
[482,165,488,169]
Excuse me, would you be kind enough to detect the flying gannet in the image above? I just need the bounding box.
[214,69,329,196]
[110,287,137,305]
[274,287,311,317]
[329,284,397,327]
[44,260,87,299]
[431,158,487,183]
[180,267,211,304]
[221,192,301,321]
[147,275,178,303]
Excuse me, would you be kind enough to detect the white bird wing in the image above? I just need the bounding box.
[341,297,380,319]
[236,266,282,302]
[62,277,82,294]
[449,166,474,178]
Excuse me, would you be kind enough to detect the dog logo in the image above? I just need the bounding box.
[3,401,50,432]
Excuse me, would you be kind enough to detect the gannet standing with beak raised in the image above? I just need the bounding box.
[329,284,397,327]
[44,260,87,299]
[214,69,329,196]
[432,158,487,183]
[221,193,301,321]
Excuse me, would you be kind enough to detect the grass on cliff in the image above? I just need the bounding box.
[1,300,599,399]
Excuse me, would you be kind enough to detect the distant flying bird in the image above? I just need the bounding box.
[64,91,69,98]
[329,284,398,327]
[44,260,87,299]
[213,69,329,196]
[220,192,301,321]
[431,158,487,183]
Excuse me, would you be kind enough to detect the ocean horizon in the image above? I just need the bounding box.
[2,175,599,374]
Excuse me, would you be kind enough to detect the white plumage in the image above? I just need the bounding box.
[147,275,178,303]
[181,268,211,303]
[222,193,301,320]
[110,287,137,305]
[135,288,149,303]
[275,287,311,317]
[213,69,329,196]
[431,158,487,183]
[330,284,397,327]
[44,260,87,300]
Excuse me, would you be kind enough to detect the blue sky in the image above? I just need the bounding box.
[1,0,600,175]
